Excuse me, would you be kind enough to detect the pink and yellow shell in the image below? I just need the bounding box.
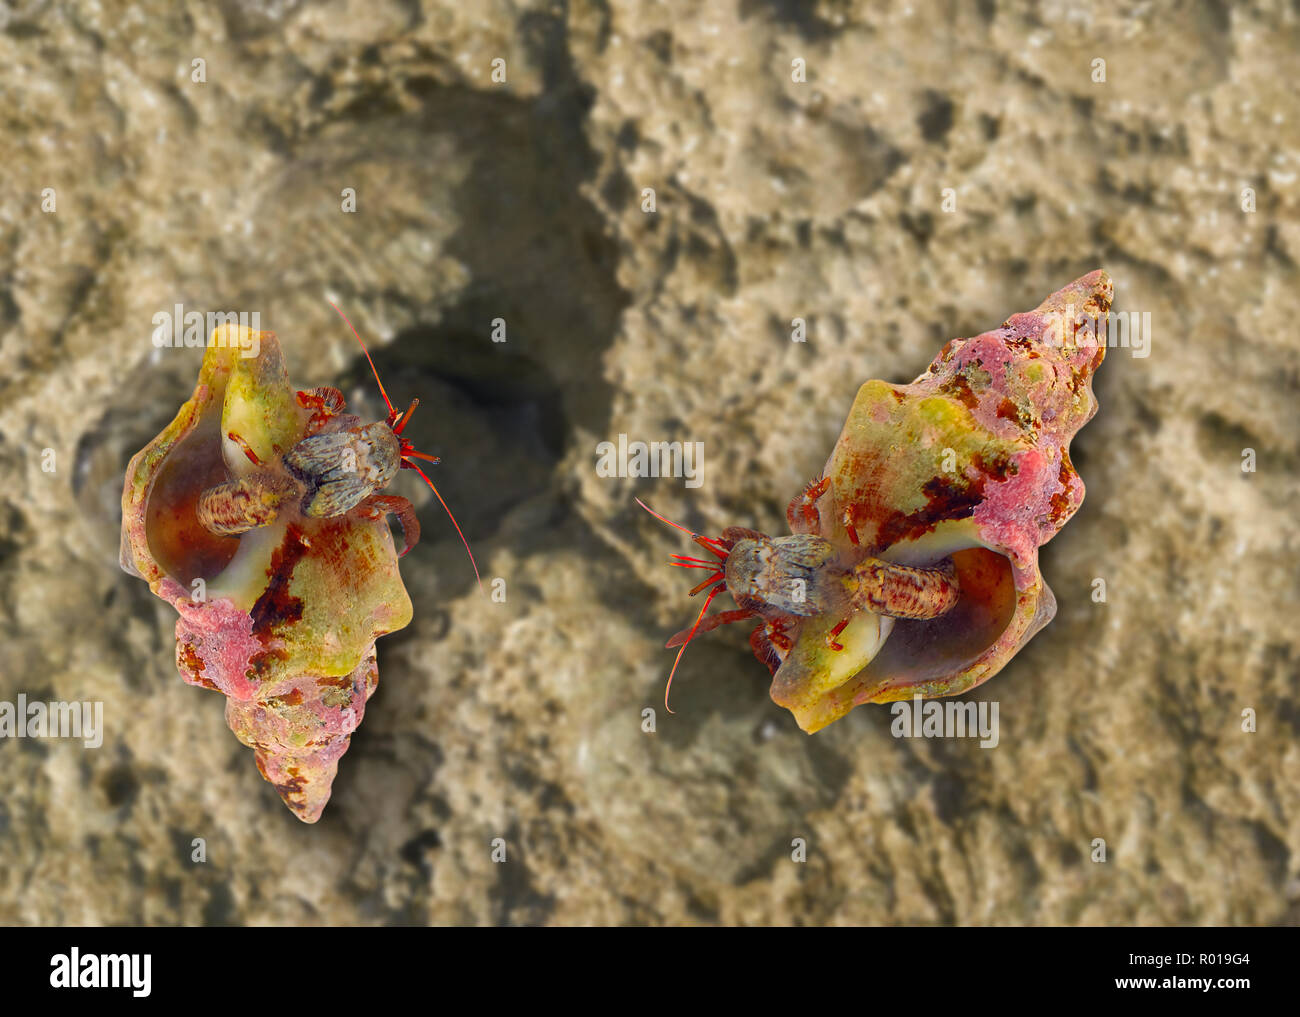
[654,271,1112,734]
[120,326,412,822]
[773,271,1111,731]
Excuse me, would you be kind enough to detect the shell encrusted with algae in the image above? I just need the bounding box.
[120,326,412,822]
[773,271,1111,731]
[653,271,1111,734]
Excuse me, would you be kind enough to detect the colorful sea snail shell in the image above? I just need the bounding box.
[120,326,412,822]
[651,271,1111,734]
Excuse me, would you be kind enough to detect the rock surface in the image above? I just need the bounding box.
[0,0,1297,924]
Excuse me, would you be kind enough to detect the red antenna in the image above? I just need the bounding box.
[329,300,484,595]
[637,498,740,713]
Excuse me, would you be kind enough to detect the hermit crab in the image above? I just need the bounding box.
[644,271,1112,733]
[120,311,479,821]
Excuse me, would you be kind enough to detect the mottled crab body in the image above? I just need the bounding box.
[648,510,964,692]
[723,533,840,617]
[196,378,423,555]
[722,531,961,621]
[647,270,1112,733]
[284,418,402,517]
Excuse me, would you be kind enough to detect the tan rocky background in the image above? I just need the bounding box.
[0,0,1296,924]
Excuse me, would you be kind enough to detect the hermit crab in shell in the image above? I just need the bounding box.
[196,302,480,571]
[120,306,481,822]
[642,270,1113,733]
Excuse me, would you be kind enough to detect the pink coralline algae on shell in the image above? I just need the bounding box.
[120,326,413,822]
[649,271,1112,733]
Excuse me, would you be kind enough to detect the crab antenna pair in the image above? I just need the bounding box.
[637,498,757,713]
[329,300,483,594]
